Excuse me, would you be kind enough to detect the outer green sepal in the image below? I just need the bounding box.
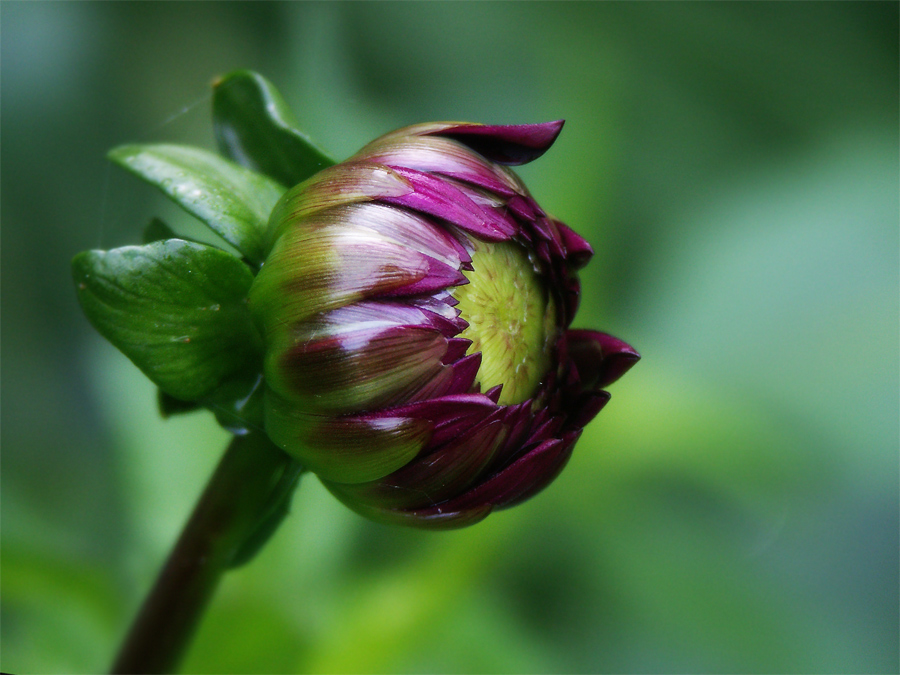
[213,69,336,188]
[108,144,284,264]
[73,239,262,403]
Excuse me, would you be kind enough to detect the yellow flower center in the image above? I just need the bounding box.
[451,239,557,405]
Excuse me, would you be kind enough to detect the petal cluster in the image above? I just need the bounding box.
[248,121,638,528]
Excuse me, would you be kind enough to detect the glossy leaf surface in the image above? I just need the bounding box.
[108,144,283,264]
[73,239,261,402]
[213,69,335,188]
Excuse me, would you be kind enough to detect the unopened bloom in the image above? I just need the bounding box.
[249,121,639,528]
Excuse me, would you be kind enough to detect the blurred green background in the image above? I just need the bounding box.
[2,2,897,673]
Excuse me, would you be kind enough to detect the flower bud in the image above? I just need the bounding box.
[249,121,639,528]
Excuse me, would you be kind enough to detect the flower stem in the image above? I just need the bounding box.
[110,431,302,674]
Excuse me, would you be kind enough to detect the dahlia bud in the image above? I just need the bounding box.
[248,121,639,528]
[74,71,638,531]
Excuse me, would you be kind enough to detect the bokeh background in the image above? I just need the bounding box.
[2,2,898,673]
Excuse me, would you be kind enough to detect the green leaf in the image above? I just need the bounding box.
[73,240,262,402]
[108,144,284,264]
[213,69,336,188]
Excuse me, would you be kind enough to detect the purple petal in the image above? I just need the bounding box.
[381,168,514,242]
[371,392,496,419]
[524,415,564,447]
[489,400,536,467]
[371,393,498,448]
[327,489,494,529]
[567,330,640,390]
[265,391,431,484]
[528,405,551,434]
[326,418,505,510]
[426,121,565,166]
[256,219,466,327]
[555,220,594,269]
[445,352,482,395]
[353,135,521,197]
[435,437,573,512]
[317,299,460,338]
[404,295,468,336]
[535,239,552,266]
[427,399,499,447]
[445,231,474,268]
[449,181,519,240]
[277,325,449,412]
[337,203,466,269]
[530,214,554,241]
[563,391,611,432]
[409,289,460,311]
[506,195,538,221]
[497,435,579,509]
[560,275,582,327]
[268,162,413,243]
[526,216,568,264]
[484,384,503,403]
[443,338,473,364]
[392,504,493,529]
[380,255,468,297]
[542,218,567,259]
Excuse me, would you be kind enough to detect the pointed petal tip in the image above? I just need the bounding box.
[565,390,612,431]
[555,220,594,269]
[427,120,566,166]
[485,384,503,404]
[597,348,640,389]
[567,330,640,390]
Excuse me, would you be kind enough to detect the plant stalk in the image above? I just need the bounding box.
[110,431,301,674]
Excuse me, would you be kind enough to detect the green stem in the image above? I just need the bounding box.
[110,431,302,674]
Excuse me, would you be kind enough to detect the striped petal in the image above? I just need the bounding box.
[264,390,431,484]
[333,202,467,269]
[370,393,498,448]
[381,168,515,242]
[354,135,521,197]
[250,217,466,331]
[270,325,449,413]
[318,299,463,339]
[325,418,505,510]
[265,162,413,245]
